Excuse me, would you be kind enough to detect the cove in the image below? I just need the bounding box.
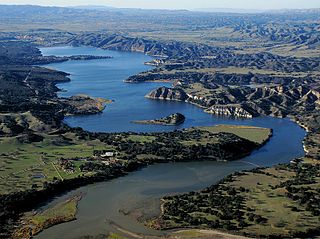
[35,46,306,238]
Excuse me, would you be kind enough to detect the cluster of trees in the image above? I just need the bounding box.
[286,187,320,216]
[278,164,320,216]
[71,128,258,164]
[161,174,267,231]
[79,162,112,173]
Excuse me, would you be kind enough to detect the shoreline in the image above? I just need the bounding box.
[13,193,84,239]
[2,123,272,238]
[1,44,312,239]
[32,46,304,238]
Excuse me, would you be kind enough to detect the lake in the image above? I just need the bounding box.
[36,46,306,238]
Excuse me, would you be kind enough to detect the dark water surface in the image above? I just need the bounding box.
[36,46,306,238]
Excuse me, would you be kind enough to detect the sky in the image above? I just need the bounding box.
[0,0,319,10]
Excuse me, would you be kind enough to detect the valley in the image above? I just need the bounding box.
[0,5,319,239]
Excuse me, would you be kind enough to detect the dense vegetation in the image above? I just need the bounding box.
[156,162,320,238]
[156,110,320,238]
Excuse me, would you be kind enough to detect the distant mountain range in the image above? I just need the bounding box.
[0,4,318,16]
[71,5,116,10]
[71,5,320,14]
[194,8,320,13]
[194,8,266,13]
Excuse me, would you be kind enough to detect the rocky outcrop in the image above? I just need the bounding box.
[205,105,253,118]
[133,113,186,126]
[145,77,320,119]
[165,113,186,125]
[144,59,166,66]
[145,87,188,101]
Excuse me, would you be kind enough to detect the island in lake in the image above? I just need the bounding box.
[132,113,186,126]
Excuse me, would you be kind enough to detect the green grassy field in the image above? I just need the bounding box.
[158,163,320,238]
[126,135,156,143]
[230,167,320,237]
[197,125,271,144]
[0,133,110,194]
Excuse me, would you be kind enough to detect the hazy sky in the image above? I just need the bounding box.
[0,0,319,10]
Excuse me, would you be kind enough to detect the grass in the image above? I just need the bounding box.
[230,169,320,237]
[198,125,272,144]
[181,125,271,146]
[108,232,128,239]
[159,164,320,238]
[31,197,78,225]
[0,133,111,194]
[0,124,271,195]
[126,135,156,143]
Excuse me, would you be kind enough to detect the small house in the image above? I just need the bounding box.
[101,152,114,158]
[93,150,117,159]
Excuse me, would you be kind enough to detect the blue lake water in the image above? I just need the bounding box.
[36,46,306,238]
